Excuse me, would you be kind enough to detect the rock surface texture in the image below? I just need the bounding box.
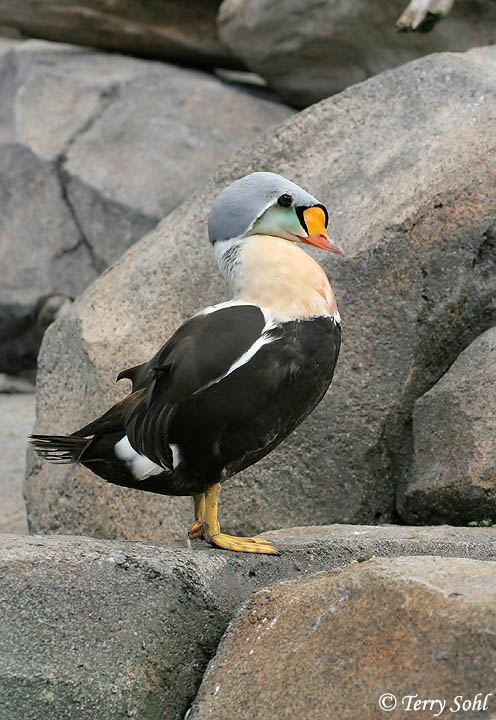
[1,527,495,720]
[0,393,32,533]
[0,39,292,344]
[218,0,496,106]
[190,555,496,720]
[399,326,496,525]
[26,47,496,539]
[0,0,241,69]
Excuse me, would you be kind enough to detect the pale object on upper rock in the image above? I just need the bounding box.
[218,0,496,106]
[397,0,455,31]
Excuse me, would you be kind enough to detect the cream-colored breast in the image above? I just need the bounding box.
[237,234,338,323]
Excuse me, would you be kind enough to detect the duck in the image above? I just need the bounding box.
[30,172,343,555]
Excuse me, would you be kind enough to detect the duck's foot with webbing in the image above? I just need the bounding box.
[188,483,280,555]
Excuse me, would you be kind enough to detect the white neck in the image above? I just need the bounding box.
[215,234,338,323]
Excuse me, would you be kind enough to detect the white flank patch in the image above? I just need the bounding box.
[114,436,163,480]
[169,443,181,469]
[333,309,341,324]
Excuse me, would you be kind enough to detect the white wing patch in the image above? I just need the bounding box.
[114,436,164,480]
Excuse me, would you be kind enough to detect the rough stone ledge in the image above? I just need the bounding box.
[1,525,495,720]
[262,523,496,562]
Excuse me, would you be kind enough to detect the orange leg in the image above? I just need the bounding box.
[202,482,280,555]
[188,493,205,540]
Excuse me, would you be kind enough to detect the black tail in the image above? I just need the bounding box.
[29,430,171,494]
[29,434,92,464]
[29,430,139,486]
[29,390,147,467]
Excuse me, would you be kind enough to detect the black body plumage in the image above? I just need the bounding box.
[31,305,341,496]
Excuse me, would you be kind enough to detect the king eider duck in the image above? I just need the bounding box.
[30,172,343,555]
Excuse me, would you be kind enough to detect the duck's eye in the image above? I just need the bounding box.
[277,194,293,207]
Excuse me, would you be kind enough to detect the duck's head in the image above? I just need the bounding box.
[208,172,343,262]
[209,172,343,318]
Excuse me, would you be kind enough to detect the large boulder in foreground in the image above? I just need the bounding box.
[190,555,496,719]
[218,0,496,106]
[1,527,495,720]
[0,39,291,369]
[399,326,496,525]
[26,47,496,540]
[0,0,241,69]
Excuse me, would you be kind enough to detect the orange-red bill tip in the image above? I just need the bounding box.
[300,206,344,255]
[300,231,345,255]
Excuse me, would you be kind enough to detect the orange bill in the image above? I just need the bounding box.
[300,206,344,255]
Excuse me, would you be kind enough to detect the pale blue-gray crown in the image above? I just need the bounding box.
[208,172,320,244]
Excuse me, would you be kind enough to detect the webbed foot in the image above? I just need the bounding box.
[190,482,281,555]
[208,531,280,555]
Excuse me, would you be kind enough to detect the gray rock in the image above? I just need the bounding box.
[26,46,496,539]
[190,555,496,719]
[261,523,496,561]
[62,61,292,227]
[0,142,95,309]
[399,326,496,524]
[0,373,35,393]
[0,295,72,377]
[0,39,292,370]
[218,0,496,106]
[0,393,33,533]
[0,33,20,48]
[0,0,241,69]
[1,527,495,719]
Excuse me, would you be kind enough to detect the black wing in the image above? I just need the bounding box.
[123,304,269,466]
[168,316,340,478]
[118,304,266,399]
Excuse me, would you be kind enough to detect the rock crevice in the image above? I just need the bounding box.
[55,159,106,274]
